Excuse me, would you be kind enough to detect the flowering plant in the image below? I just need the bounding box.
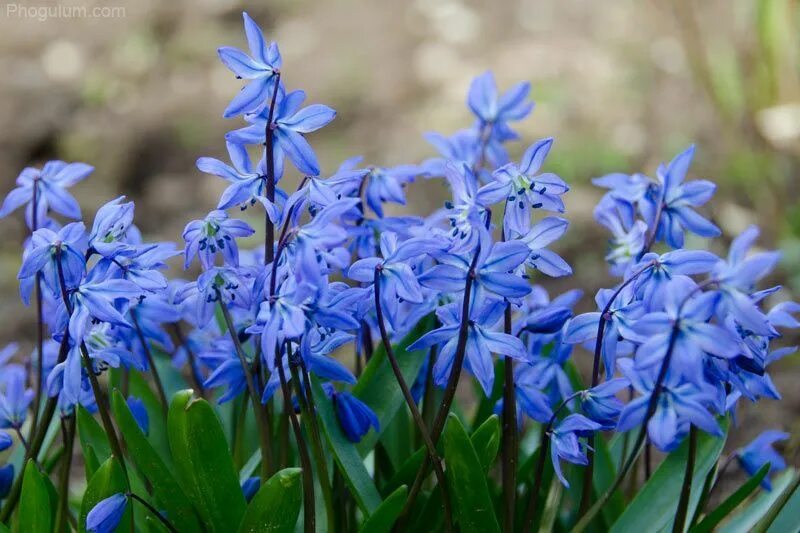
[0,12,797,533]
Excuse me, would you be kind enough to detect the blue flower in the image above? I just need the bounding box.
[442,162,508,251]
[593,195,647,274]
[218,12,281,118]
[520,332,574,406]
[630,249,720,311]
[467,71,533,128]
[408,299,527,395]
[183,210,254,270]
[87,196,136,257]
[512,365,553,424]
[520,217,571,277]
[241,477,260,502]
[18,222,87,302]
[580,378,629,428]
[333,391,379,443]
[0,464,13,500]
[736,430,789,490]
[177,267,252,327]
[0,365,33,429]
[197,142,282,222]
[492,138,569,238]
[67,269,142,342]
[421,129,483,176]
[86,493,128,533]
[616,358,722,452]
[126,396,149,436]
[713,226,781,336]
[362,165,422,218]
[646,146,720,248]
[549,414,603,487]
[0,161,93,228]
[0,432,12,452]
[226,88,336,176]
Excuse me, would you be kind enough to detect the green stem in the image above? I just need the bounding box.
[128,492,179,532]
[502,304,517,533]
[130,310,168,417]
[54,415,76,533]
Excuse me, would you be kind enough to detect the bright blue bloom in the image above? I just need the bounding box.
[408,299,527,395]
[627,276,740,384]
[468,71,533,128]
[580,378,629,428]
[177,267,252,327]
[0,365,33,429]
[126,396,149,436]
[0,161,93,228]
[183,210,254,270]
[549,414,603,487]
[197,142,282,222]
[713,226,781,336]
[492,138,569,238]
[630,249,719,311]
[0,432,12,452]
[86,493,128,533]
[442,162,508,251]
[200,336,247,404]
[361,165,421,218]
[593,195,647,274]
[333,391,379,443]
[18,222,87,301]
[645,146,720,248]
[419,231,531,301]
[520,216,571,277]
[226,88,336,176]
[616,358,722,452]
[521,332,574,406]
[92,243,177,293]
[87,196,135,257]
[241,477,260,502]
[421,129,483,176]
[218,12,281,118]
[512,364,553,424]
[736,430,789,490]
[0,464,13,499]
[67,270,142,342]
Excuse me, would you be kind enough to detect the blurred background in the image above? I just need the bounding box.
[0,0,798,461]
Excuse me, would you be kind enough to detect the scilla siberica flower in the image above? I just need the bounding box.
[183,210,254,270]
[18,222,87,301]
[87,196,135,257]
[333,391,379,443]
[549,414,602,487]
[0,432,11,452]
[0,464,13,500]
[735,430,789,490]
[86,493,128,533]
[0,160,93,228]
[218,12,281,118]
[0,365,33,429]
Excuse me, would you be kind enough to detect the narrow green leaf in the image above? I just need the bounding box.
[168,389,246,531]
[76,405,110,480]
[611,420,729,532]
[720,469,795,533]
[471,415,501,472]
[692,463,770,533]
[111,389,201,531]
[19,460,53,533]
[358,485,408,533]
[79,457,129,533]
[237,468,302,533]
[443,414,500,533]
[353,315,435,455]
[310,378,382,514]
[239,449,262,484]
[764,473,800,533]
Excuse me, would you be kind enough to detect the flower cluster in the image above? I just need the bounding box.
[0,11,793,533]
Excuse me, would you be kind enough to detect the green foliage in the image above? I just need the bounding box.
[19,461,54,533]
[238,468,302,533]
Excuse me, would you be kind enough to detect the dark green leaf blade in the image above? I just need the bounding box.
[167,389,246,531]
[111,389,201,531]
[79,456,130,533]
[237,468,302,533]
[310,378,382,515]
[443,414,501,533]
[19,460,53,533]
[692,462,770,533]
[358,485,408,533]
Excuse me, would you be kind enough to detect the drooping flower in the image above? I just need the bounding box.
[333,391,379,443]
[18,222,87,301]
[0,365,33,429]
[87,196,136,257]
[183,210,254,270]
[735,430,789,490]
[549,414,603,487]
[0,160,93,228]
[86,493,129,533]
[241,477,261,502]
[0,432,12,452]
[219,12,282,118]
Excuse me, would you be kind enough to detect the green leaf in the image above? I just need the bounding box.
[720,469,795,533]
[168,389,246,531]
[79,457,129,533]
[76,405,110,480]
[471,415,501,472]
[237,468,302,533]
[353,315,435,455]
[239,449,262,484]
[358,485,408,533]
[442,414,500,533]
[764,473,800,533]
[310,378,382,514]
[19,460,53,533]
[692,462,770,533]
[111,389,201,531]
[611,421,729,532]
